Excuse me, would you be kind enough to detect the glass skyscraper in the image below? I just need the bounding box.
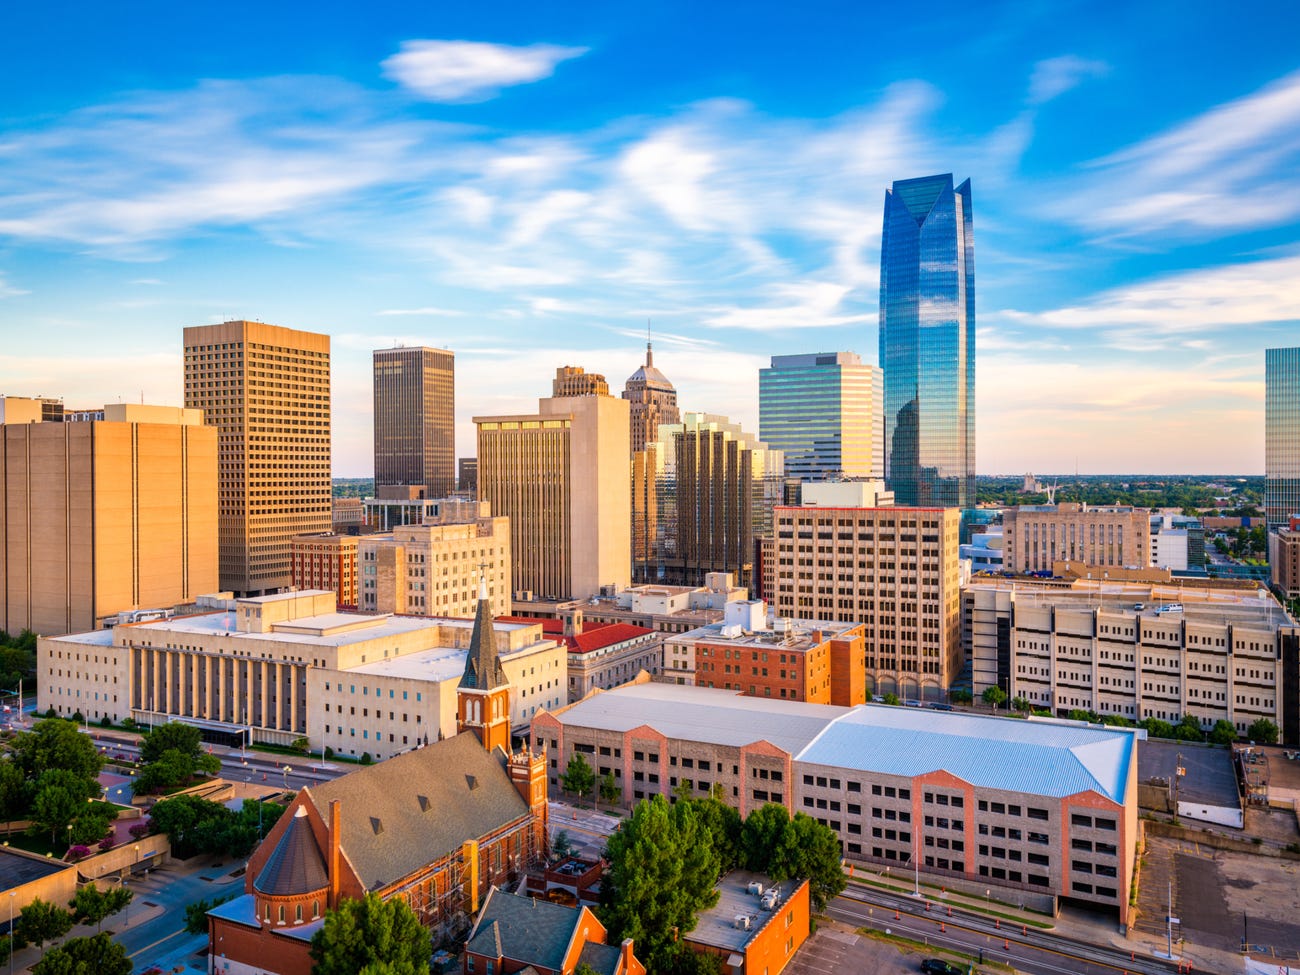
[1266,346,1300,527]
[758,352,883,482]
[879,173,975,511]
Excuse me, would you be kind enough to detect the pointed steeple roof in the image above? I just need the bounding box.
[253,806,329,896]
[461,575,505,691]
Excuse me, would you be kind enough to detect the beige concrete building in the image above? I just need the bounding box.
[290,533,360,608]
[965,578,1300,740]
[0,402,217,636]
[184,320,331,596]
[476,394,630,602]
[533,682,1140,923]
[502,611,663,702]
[38,589,566,757]
[769,505,962,700]
[1003,504,1150,575]
[373,346,455,500]
[551,365,609,398]
[357,505,509,617]
[331,498,365,533]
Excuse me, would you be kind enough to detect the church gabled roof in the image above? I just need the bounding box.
[460,578,505,691]
[253,806,329,896]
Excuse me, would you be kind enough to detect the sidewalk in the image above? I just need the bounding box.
[7,886,166,974]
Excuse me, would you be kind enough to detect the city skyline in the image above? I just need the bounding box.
[2,3,1299,475]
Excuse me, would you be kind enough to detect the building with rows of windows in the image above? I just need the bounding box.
[533,680,1140,924]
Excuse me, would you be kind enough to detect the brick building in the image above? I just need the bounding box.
[463,886,645,975]
[663,600,865,705]
[533,681,1140,923]
[686,872,809,975]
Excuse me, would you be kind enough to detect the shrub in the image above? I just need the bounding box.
[98,836,116,852]
[128,822,150,840]
[324,746,335,760]
[360,752,373,765]
[67,845,92,861]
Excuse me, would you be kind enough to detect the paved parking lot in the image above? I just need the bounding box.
[784,922,961,975]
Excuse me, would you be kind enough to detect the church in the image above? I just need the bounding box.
[207,582,548,975]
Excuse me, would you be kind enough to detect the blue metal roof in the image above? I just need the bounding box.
[796,707,1137,804]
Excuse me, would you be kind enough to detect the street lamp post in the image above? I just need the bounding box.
[282,765,291,790]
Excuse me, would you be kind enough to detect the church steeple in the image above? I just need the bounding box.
[457,574,512,753]
[460,575,504,691]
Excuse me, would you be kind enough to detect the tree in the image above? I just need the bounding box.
[1010,696,1031,713]
[982,686,1008,709]
[137,722,220,793]
[71,884,133,933]
[767,813,846,913]
[0,760,25,833]
[598,771,622,809]
[948,688,973,705]
[1173,714,1205,742]
[1141,717,1175,740]
[30,768,97,845]
[18,898,74,950]
[185,895,234,934]
[69,802,116,846]
[30,933,131,975]
[600,796,721,974]
[1248,718,1279,744]
[308,893,430,975]
[551,829,575,861]
[561,752,595,806]
[881,693,900,706]
[688,790,743,872]
[10,718,103,784]
[1209,719,1238,746]
[741,803,790,872]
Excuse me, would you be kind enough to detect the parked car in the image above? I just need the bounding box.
[929,702,955,711]
[920,960,963,975]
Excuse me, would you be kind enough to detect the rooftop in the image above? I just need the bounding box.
[548,682,848,756]
[798,707,1140,805]
[305,732,530,891]
[689,870,803,954]
[673,618,860,652]
[0,846,74,888]
[466,887,601,972]
[968,579,1290,629]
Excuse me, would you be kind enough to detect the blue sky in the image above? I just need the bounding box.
[1,0,1298,475]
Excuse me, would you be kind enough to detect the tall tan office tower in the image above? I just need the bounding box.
[183,321,331,596]
[373,346,455,499]
[0,400,217,636]
[622,341,680,455]
[476,391,630,601]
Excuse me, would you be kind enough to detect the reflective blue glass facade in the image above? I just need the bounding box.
[879,173,974,510]
[1267,346,1300,527]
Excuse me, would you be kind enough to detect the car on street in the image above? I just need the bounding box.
[920,960,964,975]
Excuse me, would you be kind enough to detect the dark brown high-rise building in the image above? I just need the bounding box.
[373,346,455,500]
[622,341,680,455]
[184,320,331,596]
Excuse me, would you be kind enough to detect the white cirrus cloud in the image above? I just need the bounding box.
[999,252,1300,334]
[1062,68,1300,237]
[0,273,29,298]
[1028,55,1109,105]
[382,40,587,102]
[376,307,466,317]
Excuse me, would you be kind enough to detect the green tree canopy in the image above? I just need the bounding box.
[10,718,103,783]
[1248,718,1279,744]
[71,884,133,933]
[1142,717,1175,740]
[136,723,220,793]
[308,893,430,975]
[561,752,595,804]
[30,933,131,975]
[689,791,743,873]
[1173,714,1205,742]
[140,721,203,764]
[983,686,1008,708]
[766,813,846,913]
[30,768,98,845]
[741,802,789,871]
[600,795,721,974]
[1209,719,1238,745]
[18,898,74,950]
[598,771,622,808]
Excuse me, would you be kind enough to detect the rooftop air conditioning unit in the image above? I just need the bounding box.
[733,915,751,930]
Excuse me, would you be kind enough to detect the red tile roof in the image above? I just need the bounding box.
[497,616,654,654]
